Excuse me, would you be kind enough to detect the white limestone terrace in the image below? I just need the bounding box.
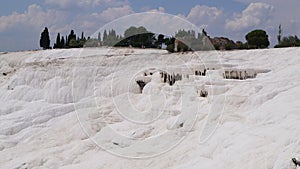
[0,47,300,169]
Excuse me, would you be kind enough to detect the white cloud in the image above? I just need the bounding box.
[0,4,66,32]
[45,0,127,9]
[185,5,222,26]
[45,0,73,8]
[187,5,222,21]
[223,0,300,47]
[0,2,132,51]
[0,4,70,51]
[147,7,165,13]
[94,5,133,22]
[54,5,133,36]
[225,2,274,31]
[0,3,133,36]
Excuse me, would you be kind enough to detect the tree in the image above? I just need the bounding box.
[174,29,192,50]
[158,34,164,42]
[81,32,84,40]
[177,40,189,52]
[67,30,76,46]
[119,26,153,47]
[124,26,148,38]
[277,24,282,44]
[103,30,108,43]
[275,35,300,48]
[166,44,175,53]
[69,38,79,48]
[40,27,51,49]
[202,29,208,37]
[104,29,118,46]
[165,37,175,53]
[85,38,99,47]
[65,35,68,47]
[155,34,164,48]
[245,29,270,49]
[175,29,190,38]
[60,36,65,48]
[54,33,62,49]
[98,32,101,42]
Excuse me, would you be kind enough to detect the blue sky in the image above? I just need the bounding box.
[0,0,299,51]
[0,0,246,16]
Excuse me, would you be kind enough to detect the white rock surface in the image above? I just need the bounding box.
[0,47,299,169]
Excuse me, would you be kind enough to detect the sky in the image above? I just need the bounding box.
[0,0,300,52]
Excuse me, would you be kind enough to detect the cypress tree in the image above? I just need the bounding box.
[40,27,51,49]
[54,33,61,48]
[67,30,76,46]
[103,30,108,43]
[61,36,65,48]
[65,35,68,47]
[81,32,84,40]
[277,24,282,45]
[98,32,101,42]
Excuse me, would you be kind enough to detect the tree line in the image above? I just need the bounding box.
[40,28,87,49]
[275,24,300,48]
[39,24,300,52]
[40,26,218,52]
